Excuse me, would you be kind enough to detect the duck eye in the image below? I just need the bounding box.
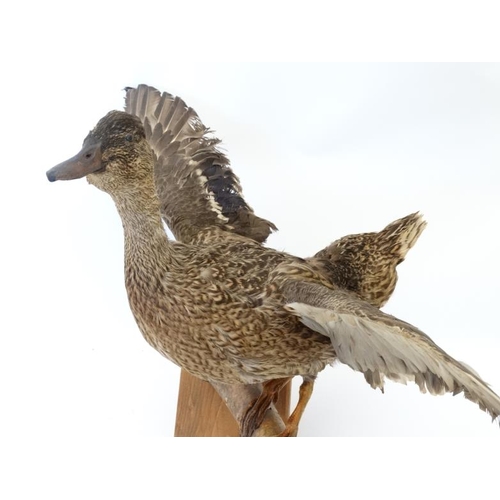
[125,134,133,142]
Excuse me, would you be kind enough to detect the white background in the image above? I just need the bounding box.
[2,62,499,438]
[1,3,499,497]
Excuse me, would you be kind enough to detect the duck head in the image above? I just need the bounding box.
[46,111,154,195]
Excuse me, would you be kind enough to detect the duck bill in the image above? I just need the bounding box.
[46,143,103,182]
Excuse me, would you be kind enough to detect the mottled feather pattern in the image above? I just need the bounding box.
[125,85,276,244]
[110,184,334,385]
[125,231,333,384]
[310,213,427,307]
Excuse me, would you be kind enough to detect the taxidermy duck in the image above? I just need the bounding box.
[47,100,500,436]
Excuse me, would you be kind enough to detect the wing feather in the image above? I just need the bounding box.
[124,84,276,244]
[282,280,500,424]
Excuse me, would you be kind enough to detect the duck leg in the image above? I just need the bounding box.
[240,376,315,437]
[279,376,315,437]
[240,378,291,437]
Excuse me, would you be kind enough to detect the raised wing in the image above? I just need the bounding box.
[282,278,500,425]
[124,84,276,244]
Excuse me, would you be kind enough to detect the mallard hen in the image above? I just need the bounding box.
[47,109,500,436]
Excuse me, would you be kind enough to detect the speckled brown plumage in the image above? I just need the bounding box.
[47,107,500,433]
[310,212,427,308]
[125,230,334,385]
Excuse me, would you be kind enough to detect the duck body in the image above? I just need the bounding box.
[72,112,335,385]
[121,199,334,384]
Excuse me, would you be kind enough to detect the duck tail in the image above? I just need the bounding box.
[308,212,426,308]
[376,211,427,261]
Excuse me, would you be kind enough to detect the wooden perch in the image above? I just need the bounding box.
[174,370,291,437]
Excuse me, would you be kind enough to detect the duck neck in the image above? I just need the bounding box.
[111,184,173,279]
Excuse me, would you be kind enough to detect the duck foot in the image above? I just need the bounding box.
[240,378,291,437]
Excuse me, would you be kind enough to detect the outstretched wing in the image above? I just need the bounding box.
[282,279,500,425]
[124,84,277,244]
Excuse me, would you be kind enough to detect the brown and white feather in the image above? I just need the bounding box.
[310,212,427,307]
